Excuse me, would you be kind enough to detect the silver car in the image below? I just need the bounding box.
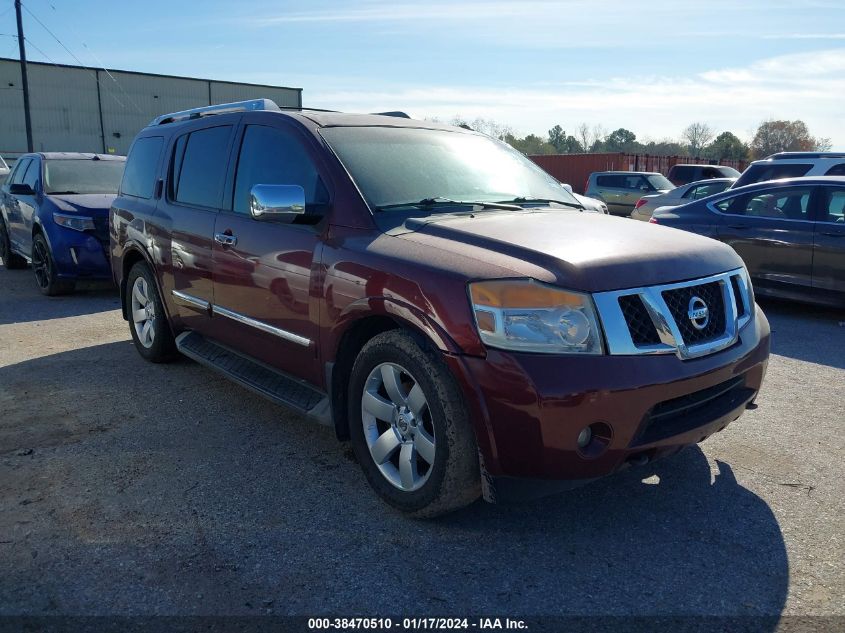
[631,177,736,221]
[584,171,674,216]
[0,156,9,183]
[561,183,608,214]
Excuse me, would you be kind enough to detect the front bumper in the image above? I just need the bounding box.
[46,225,112,280]
[447,307,770,491]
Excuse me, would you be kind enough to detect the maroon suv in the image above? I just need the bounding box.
[110,99,770,517]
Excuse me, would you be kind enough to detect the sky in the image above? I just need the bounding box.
[2,0,845,149]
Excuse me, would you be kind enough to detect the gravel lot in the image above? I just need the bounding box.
[0,265,843,625]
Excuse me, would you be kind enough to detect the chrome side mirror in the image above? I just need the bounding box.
[248,184,306,222]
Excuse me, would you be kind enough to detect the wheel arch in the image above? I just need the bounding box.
[327,302,459,442]
[119,243,162,321]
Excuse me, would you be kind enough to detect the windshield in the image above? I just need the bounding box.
[43,159,125,195]
[320,126,580,210]
[646,174,674,190]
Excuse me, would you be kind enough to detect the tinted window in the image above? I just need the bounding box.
[716,187,812,220]
[320,127,579,210]
[824,163,845,176]
[233,125,329,215]
[21,159,40,189]
[172,126,232,208]
[122,136,164,199]
[820,188,845,223]
[671,166,693,180]
[44,159,124,194]
[645,174,673,190]
[687,181,731,200]
[9,158,31,185]
[734,163,811,188]
[596,175,626,188]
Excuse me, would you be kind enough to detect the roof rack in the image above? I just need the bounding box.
[766,152,845,160]
[372,111,411,118]
[151,98,281,126]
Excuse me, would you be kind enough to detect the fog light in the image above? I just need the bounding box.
[577,426,592,448]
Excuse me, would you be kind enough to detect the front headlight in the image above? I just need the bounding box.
[53,212,95,232]
[469,279,604,354]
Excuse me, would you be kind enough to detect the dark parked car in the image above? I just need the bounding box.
[667,164,740,187]
[111,99,770,517]
[0,152,125,294]
[652,177,845,307]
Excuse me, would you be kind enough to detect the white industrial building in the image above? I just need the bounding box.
[0,57,302,159]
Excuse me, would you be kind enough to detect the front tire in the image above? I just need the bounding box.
[126,261,176,363]
[32,233,73,295]
[348,330,480,517]
[0,217,27,270]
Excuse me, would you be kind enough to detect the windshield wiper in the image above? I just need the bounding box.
[375,197,523,212]
[503,197,584,209]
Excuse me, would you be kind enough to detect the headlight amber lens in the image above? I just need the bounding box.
[469,279,603,354]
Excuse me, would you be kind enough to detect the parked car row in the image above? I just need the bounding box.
[651,176,845,307]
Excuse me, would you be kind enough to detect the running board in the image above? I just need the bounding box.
[175,331,332,426]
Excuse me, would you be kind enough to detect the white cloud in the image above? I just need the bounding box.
[303,49,845,148]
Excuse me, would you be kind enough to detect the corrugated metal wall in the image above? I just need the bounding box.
[531,153,750,194]
[0,58,302,158]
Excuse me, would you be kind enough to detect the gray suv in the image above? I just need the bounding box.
[585,171,674,216]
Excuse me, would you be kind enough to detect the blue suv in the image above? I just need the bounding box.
[0,152,125,294]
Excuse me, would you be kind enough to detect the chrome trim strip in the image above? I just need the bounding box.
[212,304,311,347]
[594,267,750,360]
[171,289,210,312]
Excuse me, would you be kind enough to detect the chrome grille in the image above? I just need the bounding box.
[661,281,726,345]
[618,295,660,346]
[593,268,753,360]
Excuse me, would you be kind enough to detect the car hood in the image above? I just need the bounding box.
[394,210,742,292]
[46,193,116,216]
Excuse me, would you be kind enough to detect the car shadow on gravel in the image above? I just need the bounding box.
[758,297,845,370]
[0,342,788,622]
[0,268,119,326]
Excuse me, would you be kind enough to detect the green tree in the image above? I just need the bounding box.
[505,133,556,155]
[603,128,637,152]
[750,119,827,158]
[548,125,584,153]
[706,131,749,161]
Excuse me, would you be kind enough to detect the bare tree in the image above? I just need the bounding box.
[682,122,715,157]
[576,123,606,153]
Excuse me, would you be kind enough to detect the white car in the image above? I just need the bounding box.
[0,156,9,183]
[561,183,608,214]
[631,177,736,221]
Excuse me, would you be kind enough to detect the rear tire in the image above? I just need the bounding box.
[126,261,177,363]
[348,330,480,518]
[0,217,28,270]
[31,233,73,295]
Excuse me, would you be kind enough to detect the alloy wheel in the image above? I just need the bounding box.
[361,362,436,492]
[31,238,51,289]
[130,276,156,348]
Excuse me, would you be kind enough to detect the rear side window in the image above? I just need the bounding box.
[824,163,845,176]
[671,166,693,180]
[716,187,812,220]
[21,159,40,189]
[820,188,845,223]
[171,126,232,209]
[122,137,164,199]
[9,158,31,185]
[596,175,626,188]
[232,125,328,215]
[734,163,811,188]
[686,181,731,200]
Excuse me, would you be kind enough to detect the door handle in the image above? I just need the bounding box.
[214,232,237,246]
[820,231,844,237]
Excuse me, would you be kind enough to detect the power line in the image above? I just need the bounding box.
[45,1,142,113]
[21,2,143,113]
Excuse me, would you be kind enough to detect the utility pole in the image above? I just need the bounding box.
[15,0,34,152]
